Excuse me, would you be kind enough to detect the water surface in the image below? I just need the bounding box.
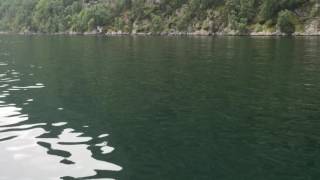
[0,35,319,180]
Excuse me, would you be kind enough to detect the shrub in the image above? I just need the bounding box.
[277,10,296,34]
[151,15,163,33]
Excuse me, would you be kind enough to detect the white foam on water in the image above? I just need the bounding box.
[52,122,67,127]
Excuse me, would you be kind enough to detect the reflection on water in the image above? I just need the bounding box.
[0,61,121,179]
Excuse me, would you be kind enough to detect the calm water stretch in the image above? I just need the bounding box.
[0,35,319,180]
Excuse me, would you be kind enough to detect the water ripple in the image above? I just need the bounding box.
[0,61,122,180]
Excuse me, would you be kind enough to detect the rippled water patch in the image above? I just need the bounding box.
[0,61,122,180]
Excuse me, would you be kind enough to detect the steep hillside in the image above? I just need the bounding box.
[0,0,319,35]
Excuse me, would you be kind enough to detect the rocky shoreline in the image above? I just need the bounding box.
[1,30,320,36]
[105,31,320,36]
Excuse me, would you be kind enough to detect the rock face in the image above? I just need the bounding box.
[250,31,285,36]
[302,19,320,35]
[105,31,130,36]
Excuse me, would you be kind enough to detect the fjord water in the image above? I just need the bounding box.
[0,36,319,180]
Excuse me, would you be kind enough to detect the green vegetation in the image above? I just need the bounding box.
[0,0,318,34]
[277,10,299,34]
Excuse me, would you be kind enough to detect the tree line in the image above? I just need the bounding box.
[0,0,318,34]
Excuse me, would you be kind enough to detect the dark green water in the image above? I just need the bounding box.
[0,35,320,180]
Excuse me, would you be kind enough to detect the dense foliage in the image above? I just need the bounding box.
[277,10,298,34]
[0,0,318,34]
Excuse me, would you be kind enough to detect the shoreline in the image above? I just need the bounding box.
[1,31,320,36]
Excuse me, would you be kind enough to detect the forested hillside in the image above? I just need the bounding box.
[0,0,319,35]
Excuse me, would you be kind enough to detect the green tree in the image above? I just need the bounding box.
[33,0,65,33]
[277,10,296,34]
